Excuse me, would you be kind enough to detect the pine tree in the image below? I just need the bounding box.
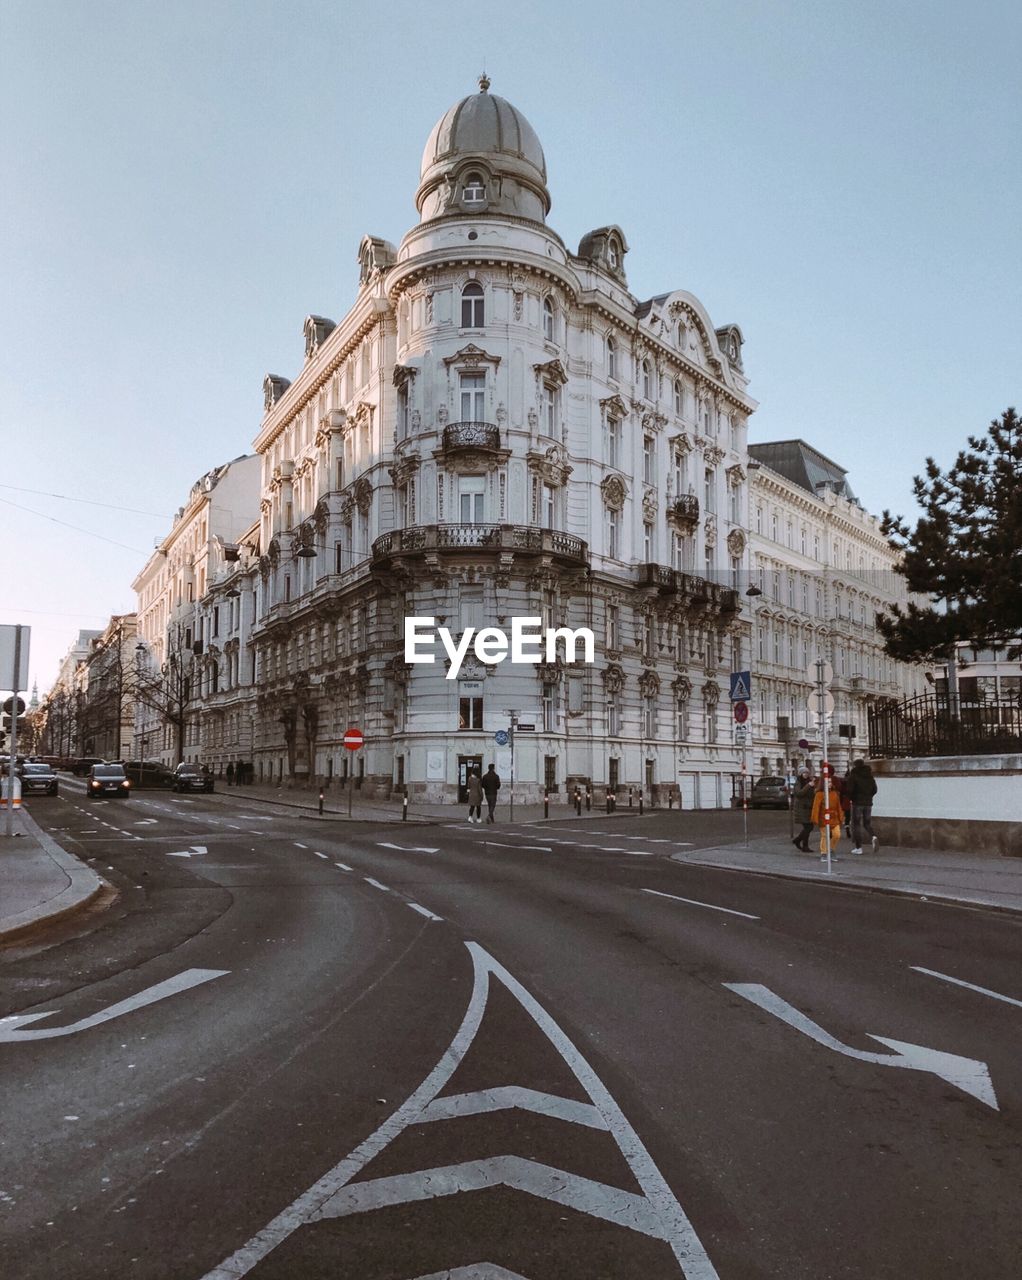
[878,407,1022,662]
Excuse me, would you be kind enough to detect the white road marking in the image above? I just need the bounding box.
[0,969,229,1043]
[911,966,1022,1009]
[314,851,328,860]
[133,819,158,826]
[364,877,390,892]
[725,983,998,1109]
[643,889,760,920]
[411,1268,528,1280]
[420,1086,606,1129]
[293,842,308,849]
[407,903,443,922]
[482,841,551,852]
[334,862,352,871]
[376,842,440,853]
[166,845,208,858]
[199,942,720,1280]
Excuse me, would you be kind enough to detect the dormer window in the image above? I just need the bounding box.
[607,240,619,269]
[543,297,555,342]
[462,172,486,206]
[461,281,484,327]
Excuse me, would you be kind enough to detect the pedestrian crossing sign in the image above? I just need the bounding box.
[729,670,752,701]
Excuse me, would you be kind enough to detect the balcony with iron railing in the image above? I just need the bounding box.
[440,422,503,454]
[639,566,739,614]
[667,493,700,526]
[373,523,588,566]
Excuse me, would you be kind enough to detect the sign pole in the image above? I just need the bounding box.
[4,627,23,836]
[508,713,516,824]
[818,658,832,875]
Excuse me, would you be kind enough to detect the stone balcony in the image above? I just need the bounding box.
[373,523,588,567]
[640,564,740,615]
[441,421,502,454]
[667,493,700,528]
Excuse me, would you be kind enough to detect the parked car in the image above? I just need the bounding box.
[124,760,176,789]
[750,776,790,809]
[173,763,214,793]
[18,762,59,796]
[72,757,104,776]
[85,763,131,799]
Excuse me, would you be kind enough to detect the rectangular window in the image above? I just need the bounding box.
[643,521,654,562]
[544,755,558,793]
[607,508,620,558]
[605,418,621,468]
[643,696,655,737]
[460,373,486,421]
[543,484,556,529]
[729,485,740,524]
[676,699,689,740]
[397,386,409,440]
[543,683,556,732]
[459,475,485,523]
[642,614,654,657]
[704,469,715,513]
[213,606,219,637]
[673,450,688,496]
[543,384,557,436]
[606,603,619,649]
[458,696,483,730]
[284,575,291,602]
[607,698,620,737]
[460,585,484,632]
[643,435,655,484]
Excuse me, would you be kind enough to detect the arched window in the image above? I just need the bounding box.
[461,282,484,328]
[606,335,617,380]
[462,172,486,205]
[674,378,685,417]
[543,297,555,342]
[607,239,619,269]
[642,359,652,401]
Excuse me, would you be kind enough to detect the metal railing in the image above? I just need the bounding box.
[372,524,588,563]
[441,422,502,451]
[868,693,1022,758]
[668,494,700,524]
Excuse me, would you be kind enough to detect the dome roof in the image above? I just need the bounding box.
[420,77,546,184]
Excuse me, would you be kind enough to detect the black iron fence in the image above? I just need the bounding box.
[868,693,1022,758]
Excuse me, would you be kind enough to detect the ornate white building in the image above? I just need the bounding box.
[746,440,927,775]
[227,79,758,805]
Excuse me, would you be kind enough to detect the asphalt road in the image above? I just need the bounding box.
[2,784,1020,1279]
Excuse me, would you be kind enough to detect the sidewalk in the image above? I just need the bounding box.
[0,806,107,945]
[671,834,1022,914]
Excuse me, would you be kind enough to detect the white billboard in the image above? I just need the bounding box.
[0,625,31,692]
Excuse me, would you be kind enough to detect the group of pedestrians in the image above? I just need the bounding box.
[791,759,879,860]
[465,764,501,824]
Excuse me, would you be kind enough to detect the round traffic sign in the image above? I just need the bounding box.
[733,700,749,724]
[342,727,364,752]
[798,738,810,750]
[494,729,509,747]
[2,696,26,717]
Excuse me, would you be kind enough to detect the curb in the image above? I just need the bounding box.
[0,808,110,944]
[669,852,1022,917]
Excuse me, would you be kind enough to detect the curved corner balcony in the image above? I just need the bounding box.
[640,565,740,615]
[373,523,588,567]
[441,421,502,454]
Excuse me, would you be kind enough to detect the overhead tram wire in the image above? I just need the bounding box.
[0,483,172,518]
[0,496,151,555]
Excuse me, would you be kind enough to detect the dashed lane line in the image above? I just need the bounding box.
[641,888,760,920]
[364,877,391,893]
[911,966,1022,1009]
[407,903,444,922]
[335,862,352,871]
[314,851,329,860]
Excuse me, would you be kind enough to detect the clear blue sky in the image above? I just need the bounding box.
[2,0,1019,692]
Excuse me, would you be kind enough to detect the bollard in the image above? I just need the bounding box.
[585,788,591,812]
[544,791,549,820]
[668,791,674,810]
[628,787,634,809]
[639,790,644,816]
[575,788,582,816]
[318,789,324,816]
[402,794,408,821]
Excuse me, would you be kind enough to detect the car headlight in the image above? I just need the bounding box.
[123,780,131,788]
[91,781,101,788]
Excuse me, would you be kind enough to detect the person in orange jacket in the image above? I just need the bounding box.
[810,779,844,860]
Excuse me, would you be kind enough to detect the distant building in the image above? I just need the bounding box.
[79,615,137,760]
[746,440,927,774]
[38,628,103,759]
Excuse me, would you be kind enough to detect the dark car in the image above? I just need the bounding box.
[72,757,104,776]
[85,763,131,799]
[173,763,214,793]
[124,760,176,789]
[750,775,790,809]
[18,762,59,796]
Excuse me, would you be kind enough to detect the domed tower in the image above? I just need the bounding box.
[416,75,551,225]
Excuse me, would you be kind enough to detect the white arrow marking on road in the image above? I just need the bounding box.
[0,969,229,1042]
[411,1267,529,1280]
[725,983,998,1110]
[166,845,208,858]
[133,818,159,826]
[376,842,440,853]
[200,942,719,1280]
[911,966,1022,1010]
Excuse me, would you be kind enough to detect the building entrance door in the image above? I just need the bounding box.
[457,755,483,803]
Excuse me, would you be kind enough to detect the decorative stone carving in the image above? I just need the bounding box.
[642,487,658,522]
[533,357,569,386]
[410,409,421,431]
[601,663,625,693]
[641,411,668,433]
[639,669,660,697]
[495,402,507,427]
[263,374,291,412]
[437,403,449,425]
[392,364,419,391]
[704,515,717,547]
[726,463,746,486]
[527,407,538,431]
[704,445,726,466]
[726,528,746,556]
[672,674,692,700]
[704,681,721,707]
[669,431,693,454]
[527,444,572,487]
[425,292,434,325]
[600,393,629,422]
[601,474,627,511]
[389,455,421,487]
[353,477,373,515]
[442,343,501,370]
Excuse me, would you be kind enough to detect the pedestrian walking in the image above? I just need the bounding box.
[847,758,879,854]
[466,770,483,824]
[834,770,852,839]
[226,761,235,786]
[480,763,501,823]
[810,778,844,860]
[791,770,816,852]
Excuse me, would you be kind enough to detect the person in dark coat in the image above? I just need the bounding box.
[791,770,816,852]
[480,764,501,823]
[466,770,483,824]
[226,761,235,786]
[847,758,879,854]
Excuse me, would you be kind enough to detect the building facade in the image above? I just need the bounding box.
[746,440,928,775]
[226,79,756,805]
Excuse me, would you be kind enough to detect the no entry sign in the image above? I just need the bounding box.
[343,727,364,752]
